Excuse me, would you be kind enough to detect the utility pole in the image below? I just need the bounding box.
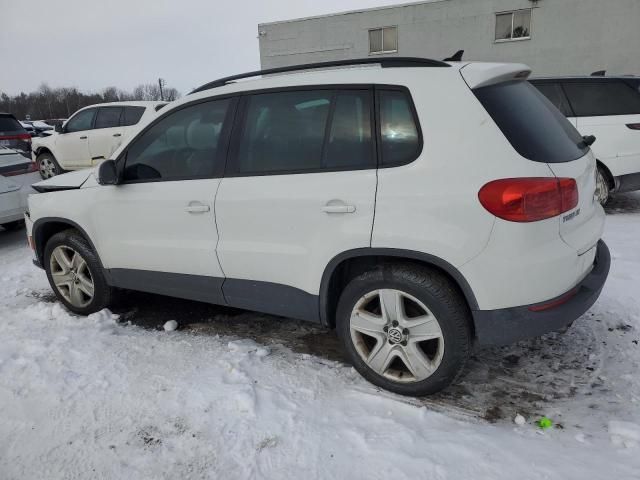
[158,78,166,101]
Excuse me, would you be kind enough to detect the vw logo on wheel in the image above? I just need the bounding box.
[387,328,403,344]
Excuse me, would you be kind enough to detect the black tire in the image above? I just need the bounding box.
[44,229,112,315]
[37,152,65,179]
[336,263,472,396]
[595,166,611,206]
[1,220,25,231]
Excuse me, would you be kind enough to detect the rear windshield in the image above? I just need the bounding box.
[474,81,588,163]
[0,115,24,132]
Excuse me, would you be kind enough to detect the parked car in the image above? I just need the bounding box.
[20,121,36,137]
[0,146,39,230]
[25,58,609,396]
[31,102,166,179]
[530,76,640,204]
[0,113,32,158]
[24,120,55,136]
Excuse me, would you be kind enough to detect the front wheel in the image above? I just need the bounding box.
[336,263,472,396]
[37,152,65,179]
[44,229,112,315]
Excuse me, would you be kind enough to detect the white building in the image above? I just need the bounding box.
[258,0,640,76]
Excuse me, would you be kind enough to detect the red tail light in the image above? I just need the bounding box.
[0,133,32,142]
[627,123,640,130]
[478,178,579,222]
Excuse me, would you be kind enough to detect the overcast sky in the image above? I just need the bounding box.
[0,0,411,96]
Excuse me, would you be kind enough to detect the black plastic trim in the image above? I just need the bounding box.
[31,184,81,193]
[106,269,226,305]
[190,57,450,94]
[473,240,610,345]
[319,248,480,326]
[223,279,320,322]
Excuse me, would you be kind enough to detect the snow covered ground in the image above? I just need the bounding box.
[1,194,640,479]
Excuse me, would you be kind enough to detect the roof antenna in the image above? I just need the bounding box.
[444,50,464,62]
[591,70,606,77]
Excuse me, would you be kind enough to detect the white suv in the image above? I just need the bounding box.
[25,58,610,396]
[530,76,640,204]
[32,101,166,179]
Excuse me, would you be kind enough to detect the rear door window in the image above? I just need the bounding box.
[121,106,146,126]
[530,82,574,117]
[233,89,374,175]
[94,107,123,129]
[474,80,588,163]
[563,81,640,117]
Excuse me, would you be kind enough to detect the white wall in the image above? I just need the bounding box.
[259,0,640,77]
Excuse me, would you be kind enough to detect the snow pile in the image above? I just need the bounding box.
[1,195,640,478]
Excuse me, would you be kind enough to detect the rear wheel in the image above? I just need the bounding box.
[336,263,472,396]
[44,229,112,315]
[37,152,65,179]
[595,166,611,206]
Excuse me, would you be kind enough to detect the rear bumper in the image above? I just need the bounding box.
[472,240,610,345]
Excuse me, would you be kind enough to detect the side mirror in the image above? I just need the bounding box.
[98,159,119,185]
[54,123,63,133]
[582,135,596,147]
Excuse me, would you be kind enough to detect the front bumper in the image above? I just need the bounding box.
[472,240,611,345]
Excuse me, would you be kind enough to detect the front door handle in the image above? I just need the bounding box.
[185,202,210,214]
[113,133,122,137]
[79,136,87,140]
[322,203,356,214]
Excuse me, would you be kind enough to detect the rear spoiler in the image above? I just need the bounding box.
[460,63,532,89]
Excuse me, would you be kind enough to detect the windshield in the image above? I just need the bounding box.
[474,81,589,163]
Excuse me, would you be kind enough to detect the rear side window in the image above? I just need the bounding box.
[531,83,574,117]
[378,90,420,166]
[0,115,23,132]
[474,81,588,163]
[94,107,123,129]
[234,89,374,175]
[123,99,232,182]
[121,106,145,126]
[563,81,640,117]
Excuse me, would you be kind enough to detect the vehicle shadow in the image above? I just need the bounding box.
[605,191,640,214]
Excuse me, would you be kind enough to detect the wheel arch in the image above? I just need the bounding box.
[319,248,479,328]
[34,146,55,159]
[32,218,102,270]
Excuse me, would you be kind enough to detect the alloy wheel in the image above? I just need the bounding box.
[349,289,445,383]
[49,245,94,308]
[39,157,56,179]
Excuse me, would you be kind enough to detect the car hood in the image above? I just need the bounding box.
[32,169,94,193]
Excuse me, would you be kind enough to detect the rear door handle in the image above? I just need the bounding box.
[185,202,210,214]
[322,204,356,214]
[113,133,122,137]
[79,136,87,140]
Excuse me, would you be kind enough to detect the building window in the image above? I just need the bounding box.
[495,9,531,42]
[369,26,397,54]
